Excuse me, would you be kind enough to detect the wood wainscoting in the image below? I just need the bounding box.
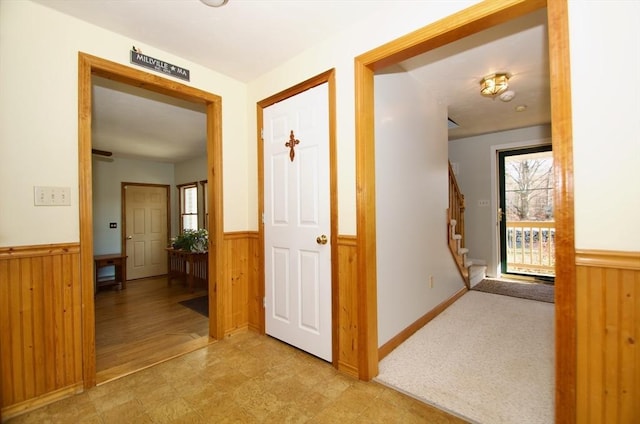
[0,243,83,419]
[336,235,359,377]
[576,249,640,424]
[222,231,258,336]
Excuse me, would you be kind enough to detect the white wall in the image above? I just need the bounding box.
[569,1,640,251]
[448,125,551,276]
[0,0,248,247]
[246,1,479,235]
[92,157,175,256]
[375,67,465,346]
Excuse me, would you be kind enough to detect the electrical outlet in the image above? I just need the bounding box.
[478,199,490,207]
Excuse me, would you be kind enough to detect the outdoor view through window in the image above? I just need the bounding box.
[502,148,555,278]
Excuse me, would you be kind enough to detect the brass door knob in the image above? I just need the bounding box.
[316,235,328,245]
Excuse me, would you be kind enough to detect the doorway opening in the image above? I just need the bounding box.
[499,145,555,281]
[354,1,575,421]
[79,52,224,389]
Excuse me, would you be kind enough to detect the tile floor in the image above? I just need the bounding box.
[7,332,467,423]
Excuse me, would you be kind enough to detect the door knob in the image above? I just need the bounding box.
[126,235,133,240]
[316,234,328,245]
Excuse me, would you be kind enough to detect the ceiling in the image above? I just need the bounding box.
[33,0,550,162]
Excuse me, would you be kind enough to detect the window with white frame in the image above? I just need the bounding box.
[178,182,198,232]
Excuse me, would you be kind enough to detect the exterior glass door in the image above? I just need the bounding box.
[499,145,555,280]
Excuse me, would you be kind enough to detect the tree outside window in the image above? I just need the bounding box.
[504,151,554,222]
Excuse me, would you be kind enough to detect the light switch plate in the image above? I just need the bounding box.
[34,186,71,206]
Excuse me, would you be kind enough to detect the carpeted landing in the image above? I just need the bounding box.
[376,291,554,424]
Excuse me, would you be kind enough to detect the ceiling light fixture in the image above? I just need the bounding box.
[200,0,228,7]
[480,73,510,98]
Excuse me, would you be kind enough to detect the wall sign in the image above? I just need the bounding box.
[130,48,190,81]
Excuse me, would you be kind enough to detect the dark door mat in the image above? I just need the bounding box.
[472,278,554,303]
[179,295,209,317]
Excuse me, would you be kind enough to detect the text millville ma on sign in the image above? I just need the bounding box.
[130,50,190,82]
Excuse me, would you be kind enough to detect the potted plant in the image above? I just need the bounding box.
[171,228,208,253]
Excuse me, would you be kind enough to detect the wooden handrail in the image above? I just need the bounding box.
[448,162,465,247]
[447,161,469,287]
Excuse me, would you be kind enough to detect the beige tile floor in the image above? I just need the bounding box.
[7,332,467,423]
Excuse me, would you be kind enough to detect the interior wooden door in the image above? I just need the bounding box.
[124,184,168,280]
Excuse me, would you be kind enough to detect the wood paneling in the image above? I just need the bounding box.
[576,250,640,424]
[246,232,262,333]
[0,244,83,418]
[336,236,359,377]
[221,232,254,336]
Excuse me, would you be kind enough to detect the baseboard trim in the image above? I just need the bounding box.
[337,361,359,378]
[1,382,83,421]
[378,287,468,360]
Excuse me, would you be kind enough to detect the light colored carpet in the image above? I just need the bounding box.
[376,291,554,424]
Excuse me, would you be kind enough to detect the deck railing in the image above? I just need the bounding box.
[505,220,555,276]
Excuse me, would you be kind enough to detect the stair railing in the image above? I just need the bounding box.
[448,161,465,248]
[448,161,469,287]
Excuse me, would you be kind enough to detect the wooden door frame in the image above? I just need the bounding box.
[256,69,339,366]
[78,52,224,388]
[354,0,576,422]
[120,182,171,281]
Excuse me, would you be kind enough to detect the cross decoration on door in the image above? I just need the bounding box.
[285,130,300,162]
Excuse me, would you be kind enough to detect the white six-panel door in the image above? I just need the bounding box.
[263,83,332,361]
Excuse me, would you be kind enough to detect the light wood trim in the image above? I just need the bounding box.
[78,52,96,389]
[358,0,546,72]
[354,1,576,420]
[379,287,467,360]
[255,70,339,367]
[0,244,79,259]
[1,383,83,421]
[77,52,224,391]
[575,250,640,270]
[354,57,379,381]
[546,2,576,422]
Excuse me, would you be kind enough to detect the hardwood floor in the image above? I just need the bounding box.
[95,275,210,384]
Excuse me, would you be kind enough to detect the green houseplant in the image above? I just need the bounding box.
[171,228,208,253]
